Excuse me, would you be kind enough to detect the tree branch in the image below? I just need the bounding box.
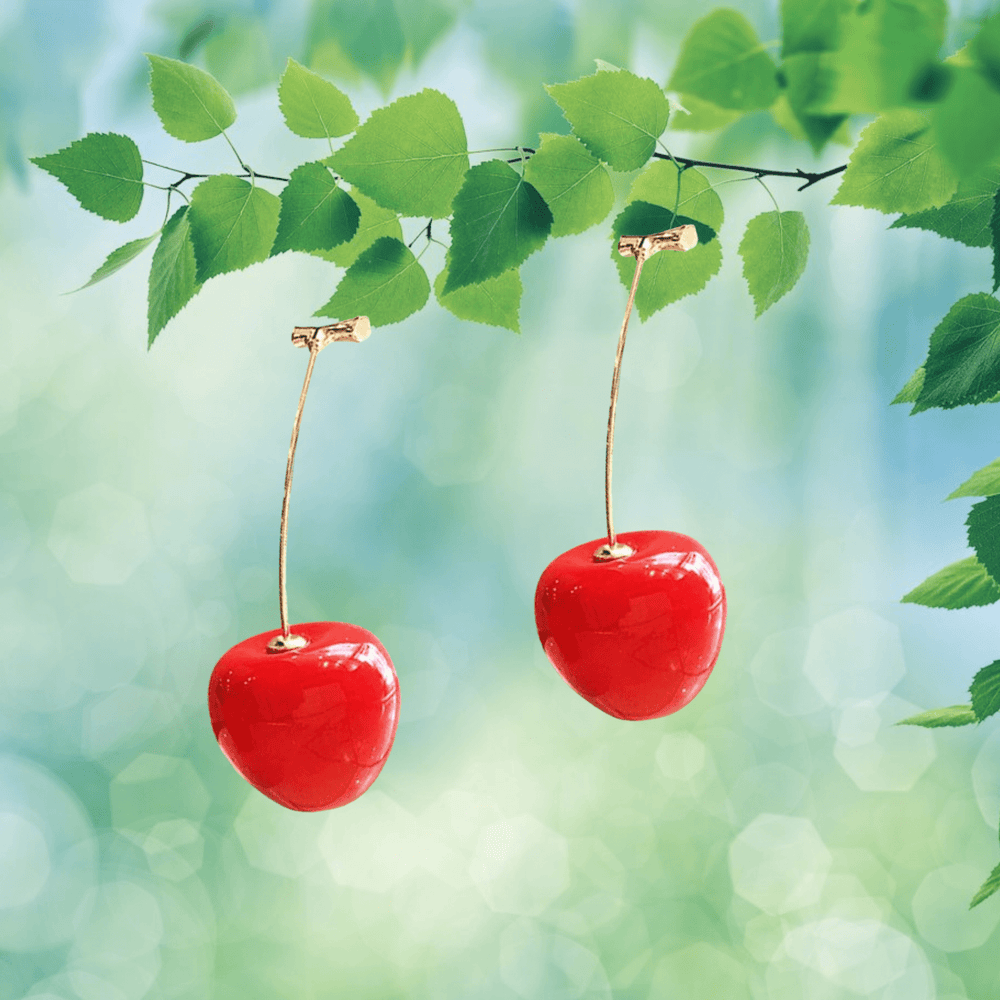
[652,153,847,191]
[514,147,846,191]
[145,149,846,197]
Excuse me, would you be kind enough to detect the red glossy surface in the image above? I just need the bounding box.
[534,530,726,720]
[208,621,399,811]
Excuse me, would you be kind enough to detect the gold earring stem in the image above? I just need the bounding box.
[276,341,319,645]
[602,252,646,554]
[267,316,372,654]
[595,224,700,563]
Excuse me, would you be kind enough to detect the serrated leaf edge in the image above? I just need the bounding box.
[970,659,1000,721]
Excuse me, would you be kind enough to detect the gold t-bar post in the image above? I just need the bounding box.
[594,224,699,562]
[267,316,372,654]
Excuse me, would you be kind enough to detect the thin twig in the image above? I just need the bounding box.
[408,219,433,249]
[236,170,289,183]
[142,161,290,185]
[754,174,781,214]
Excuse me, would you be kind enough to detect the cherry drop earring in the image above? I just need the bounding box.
[208,317,400,811]
[534,225,726,721]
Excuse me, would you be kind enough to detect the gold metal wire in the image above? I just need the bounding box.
[277,342,319,639]
[268,317,371,653]
[599,225,698,561]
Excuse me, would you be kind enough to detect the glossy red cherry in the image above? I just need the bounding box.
[534,529,725,720]
[209,620,399,811]
[208,318,398,811]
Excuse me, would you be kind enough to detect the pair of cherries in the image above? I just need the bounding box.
[210,529,726,811]
[209,226,726,812]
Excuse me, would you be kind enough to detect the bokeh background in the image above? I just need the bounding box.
[3,0,1000,997]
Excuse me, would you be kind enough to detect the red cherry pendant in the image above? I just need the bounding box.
[208,317,399,811]
[534,225,726,719]
[209,621,399,811]
[535,530,725,720]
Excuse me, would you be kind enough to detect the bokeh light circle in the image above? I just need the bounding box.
[0,755,97,951]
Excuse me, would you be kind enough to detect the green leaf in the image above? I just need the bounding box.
[203,16,274,96]
[611,202,722,318]
[31,132,143,222]
[781,0,850,56]
[971,660,1000,721]
[315,236,429,327]
[806,0,948,114]
[73,233,159,292]
[971,862,1000,909]
[627,159,724,232]
[738,211,810,317]
[278,57,358,139]
[327,89,468,218]
[395,0,464,67]
[304,33,364,87]
[667,9,780,111]
[913,294,1000,412]
[522,133,613,237]
[781,54,848,153]
[968,494,1000,583]
[831,110,958,215]
[148,206,200,347]
[948,458,1000,499]
[307,0,405,92]
[147,54,236,142]
[312,187,403,267]
[178,18,218,60]
[908,61,955,102]
[272,162,359,255]
[901,555,1000,609]
[897,705,978,728]
[932,67,1000,179]
[434,267,522,333]
[443,160,552,294]
[188,175,280,282]
[993,188,1000,293]
[545,69,670,172]
[890,166,1000,247]
[892,365,925,404]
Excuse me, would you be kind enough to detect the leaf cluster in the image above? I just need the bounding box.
[33,42,825,347]
[894,297,1000,912]
[37,2,1000,349]
[782,11,1000,911]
